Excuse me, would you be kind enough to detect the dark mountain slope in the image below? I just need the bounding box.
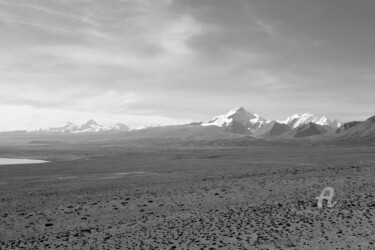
[254,121,290,137]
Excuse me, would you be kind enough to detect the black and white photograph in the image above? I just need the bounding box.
[0,0,375,249]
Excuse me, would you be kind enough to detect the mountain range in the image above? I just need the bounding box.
[201,107,341,137]
[201,107,268,134]
[333,115,375,143]
[29,119,129,133]
[28,107,341,135]
[13,107,374,144]
[279,113,341,129]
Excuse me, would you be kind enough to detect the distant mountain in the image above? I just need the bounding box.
[368,115,375,123]
[4,112,375,146]
[129,114,375,144]
[332,115,375,143]
[132,125,158,131]
[254,121,291,137]
[108,123,131,132]
[280,113,341,129]
[280,122,331,139]
[335,121,364,134]
[75,119,104,132]
[124,124,243,141]
[201,108,341,136]
[12,107,374,145]
[29,120,129,133]
[201,107,269,134]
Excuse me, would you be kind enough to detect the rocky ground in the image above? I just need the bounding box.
[1,146,375,249]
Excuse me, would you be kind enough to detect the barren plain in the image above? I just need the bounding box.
[1,143,375,249]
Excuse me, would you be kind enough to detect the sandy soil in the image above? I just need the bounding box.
[1,146,375,249]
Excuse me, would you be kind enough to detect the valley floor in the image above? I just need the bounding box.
[1,145,375,249]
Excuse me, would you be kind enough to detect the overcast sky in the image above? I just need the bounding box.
[1,0,374,130]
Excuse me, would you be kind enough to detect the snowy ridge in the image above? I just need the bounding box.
[131,125,159,131]
[202,108,341,134]
[26,108,342,135]
[202,107,270,134]
[279,113,341,129]
[28,120,129,133]
[202,107,257,128]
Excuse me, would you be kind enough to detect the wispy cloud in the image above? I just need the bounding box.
[0,0,374,130]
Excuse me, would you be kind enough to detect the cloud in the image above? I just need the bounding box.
[155,15,203,55]
[0,0,374,131]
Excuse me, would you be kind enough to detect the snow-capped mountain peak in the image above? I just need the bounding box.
[293,113,316,128]
[250,114,269,128]
[316,116,331,126]
[202,107,269,133]
[108,123,130,131]
[83,119,99,126]
[202,107,257,128]
[28,120,130,133]
[280,113,341,128]
[279,114,299,126]
[78,119,104,132]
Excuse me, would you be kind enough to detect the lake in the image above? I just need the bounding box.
[0,158,49,165]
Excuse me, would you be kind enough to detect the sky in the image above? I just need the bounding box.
[0,0,375,131]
